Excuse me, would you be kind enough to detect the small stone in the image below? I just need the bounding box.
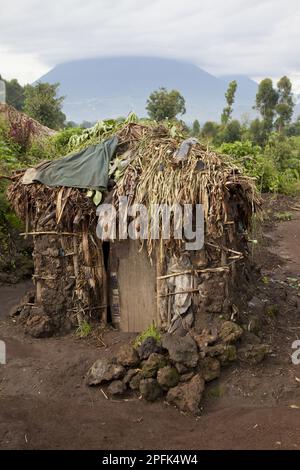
[166,374,205,414]
[169,312,194,335]
[116,344,140,367]
[139,378,163,402]
[129,372,142,390]
[161,333,198,368]
[191,328,217,351]
[157,366,180,390]
[141,353,168,378]
[86,359,125,386]
[123,368,139,386]
[206,343,224,357]
[207,344,237,365]
[137,337,162,360]
[219,321,243,344]
[219,345,237,365]
[9,304,23,318]
[11,290,35,317]
[180,372,195,382]
[175,363,189,374]
[107,380,125,396]
[25,315,54,338]
[238,344,269,365]
[198,357,220,382]
[18,306,32,322]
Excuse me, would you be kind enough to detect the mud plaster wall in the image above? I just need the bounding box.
[30,230,106,333]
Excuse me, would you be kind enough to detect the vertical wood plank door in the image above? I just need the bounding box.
[117,240,157,332]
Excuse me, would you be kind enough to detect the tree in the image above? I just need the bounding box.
[23,82,65,129]
[255,78,278,135]
[249,118,266,146]
[221,80,237,125]
[0,75,24,110]
[287,116,300,137]
[201,121,219,141]
[146,87,186,121]
[222,119,242,143]
[65,121,78,128]
[275,76,294,133]
[191,119,200,136]
[80,120,94,129]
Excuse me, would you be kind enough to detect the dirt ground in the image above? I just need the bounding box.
[1,196,300,450]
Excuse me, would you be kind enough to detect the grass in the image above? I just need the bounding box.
[133,322,161,348]
[76,320,92,338]
[274,211,293,221]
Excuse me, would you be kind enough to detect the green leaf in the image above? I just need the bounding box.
[93,191,102,206]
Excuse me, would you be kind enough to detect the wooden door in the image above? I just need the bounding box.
[111,240,157,332]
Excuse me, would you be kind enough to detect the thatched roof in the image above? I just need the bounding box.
[7,121,261,254]
[113,123,260,235]
[0,103,55,145]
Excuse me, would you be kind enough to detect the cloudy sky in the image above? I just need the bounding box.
[1,0,300,90]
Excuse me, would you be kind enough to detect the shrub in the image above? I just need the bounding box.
[218,139,300,194]
[51,127,82,155]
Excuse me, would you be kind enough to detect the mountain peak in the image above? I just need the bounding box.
[37,56,258,123]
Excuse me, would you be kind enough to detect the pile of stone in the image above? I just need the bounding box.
[86,321,269,414]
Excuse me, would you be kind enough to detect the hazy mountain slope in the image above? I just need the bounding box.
[37,57,258,123]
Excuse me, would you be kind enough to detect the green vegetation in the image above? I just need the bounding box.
[185,75,300,195]
[23,82,66,130]
[191,119,200,137]
[146,87,186,121]
[0,75,24,110]
[133,323,161,348]
[274,211,293,221]
[76,320,92,338]
[0,112,81,275]
[221,80,237,125]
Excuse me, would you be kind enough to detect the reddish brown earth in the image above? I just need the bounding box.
[1,196,300,450]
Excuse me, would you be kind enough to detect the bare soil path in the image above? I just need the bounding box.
[1,198,300,450]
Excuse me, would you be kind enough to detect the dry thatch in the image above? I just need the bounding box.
[0,103,55,148]
[114,124,259,228]
[8,121,260,251]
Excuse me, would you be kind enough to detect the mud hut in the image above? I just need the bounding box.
[7,121,260,337]
[0,103,55,147]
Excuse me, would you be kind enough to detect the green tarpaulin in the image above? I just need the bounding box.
[32,136,118,190]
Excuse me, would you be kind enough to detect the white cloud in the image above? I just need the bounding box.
[0,0,300,90]
[0,46,50,84]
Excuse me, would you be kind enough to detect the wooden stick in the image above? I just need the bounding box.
[0,174,13,180]
[32,275,56,280]
[205,242,243,256]
[100,388,109,400]
[196,266,230,273]
[157,265,230,280]
[157,269,194,280]
[20,231,81,236]
[158,288,199,298]
[156,239,165,327]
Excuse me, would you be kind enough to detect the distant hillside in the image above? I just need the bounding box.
[37,57,259,123]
